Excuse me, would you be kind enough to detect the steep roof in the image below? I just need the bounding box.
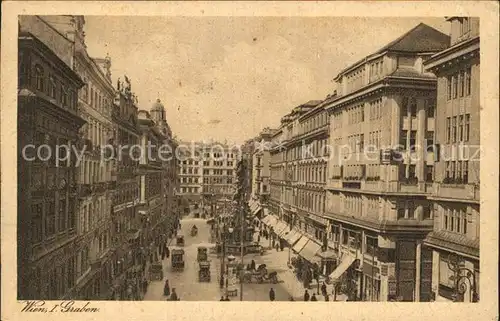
[334,23,450,81]
[376,23,450,53]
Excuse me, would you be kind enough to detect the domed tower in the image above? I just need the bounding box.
[150,98,166,123]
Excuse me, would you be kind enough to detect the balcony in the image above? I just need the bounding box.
[435,182,480,202]
[107,181,117,190]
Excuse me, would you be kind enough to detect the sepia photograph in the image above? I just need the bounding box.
[15,14,482,303]
[1,2,499,321]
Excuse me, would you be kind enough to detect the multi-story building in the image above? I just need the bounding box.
[200,142,238,213]
[17,17,85,299]
[177,143,203,216]
[423,17,480,302]
[51,16,117,300]
[267,100,331,270]
[249,128,276,218]
[242,137,257,203]
[110,77,142,300]
[323,23,450,302]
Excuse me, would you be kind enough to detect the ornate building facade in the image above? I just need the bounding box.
[423,17,480,302]
[17,19,85,299]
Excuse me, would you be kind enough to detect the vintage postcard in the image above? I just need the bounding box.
[1,1,498,321]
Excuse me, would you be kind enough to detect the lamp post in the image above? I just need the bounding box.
[219,224,234,291]
[447,253,478,302]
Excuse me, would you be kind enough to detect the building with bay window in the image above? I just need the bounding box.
[323,23,450,302]
[423,17,480,302]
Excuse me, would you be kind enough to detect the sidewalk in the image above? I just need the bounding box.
[252,231,348,301]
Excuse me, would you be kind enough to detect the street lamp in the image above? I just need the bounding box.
[447,253,478,302]
[219,225,234,290]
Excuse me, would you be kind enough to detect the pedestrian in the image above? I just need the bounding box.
[280,242,284,251]
[324,294,330,301]
[258,235,261,243]
[220,296,225,301]
[321,282,327,297]
[163,279,170,296]
[311,293,317,301]
[269,288,276,301]
[224,295,230,301]
[169,288,178,301]
[304,290,310,301]
[289,296,295,301]
[161,248,166,260]
[250,259,256,271]
[165,246,170,259]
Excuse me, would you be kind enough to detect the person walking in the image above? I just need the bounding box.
[220,296,225,301]
[269,288,276,301]
[250,259,256,271]
[304,290,310,301]
[311,293,318,301]
[321,282,327,297]
[224,295,231,301]
[165,245,170,259]
[324,294,330,301]
[163,279,170,296]
[169,288,178,301]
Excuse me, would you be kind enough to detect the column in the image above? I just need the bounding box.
[414,241,422,302]
[463,260,474,302]
[338,224,343,257]
[416,98,426,186]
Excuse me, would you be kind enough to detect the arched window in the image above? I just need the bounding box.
[48,75,57,98]
[34,64,45,91]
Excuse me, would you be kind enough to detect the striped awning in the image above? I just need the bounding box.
[292,236,309,253]
[285,229,303,246]
[329,254,356,281]
[299,240,321,264]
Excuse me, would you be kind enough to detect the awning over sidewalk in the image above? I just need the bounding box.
[329,254,356,281]
[264,215,278,229]
[274,221,288,237]
[316,249,337,261]
[285,229,303,246]
[299,239,321,264]
[252,205,262,218]
[292,236,309,253]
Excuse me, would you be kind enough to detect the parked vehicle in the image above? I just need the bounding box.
[198,261,211,282]
[171,248,185,271]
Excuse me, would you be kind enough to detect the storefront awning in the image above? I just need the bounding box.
[252,205,262,217]
[292,236,309,253]
[274,222,288,236]
[285,229,302,246]
[316,249,337,261]
[299,239,321,264]
[329,254,356,281]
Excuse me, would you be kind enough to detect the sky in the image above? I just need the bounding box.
[84,16,449,144]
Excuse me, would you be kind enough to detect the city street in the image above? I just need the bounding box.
[143,215,292,301]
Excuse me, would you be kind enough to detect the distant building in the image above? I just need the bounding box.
[423,17,480,302]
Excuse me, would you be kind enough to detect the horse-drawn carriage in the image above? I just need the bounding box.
[242,264,279,284]
[171,248,185,271]
[149,262,163,281]
[197,246,208,262]
[198,261,211,282]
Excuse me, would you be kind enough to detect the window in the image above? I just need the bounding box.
[465,67,471,96]
[458,115,464,141]
[446,117,451,143]
[410,99,417,117]
[426,131,434,149]
[464,114,470,141]
[452,75,458,98]
[409,130,417,152]
[401,97,408,116]
[445,161,451,179]
[426,165,433,182]
[427,99,435,118]
[407,201,415,219]
[451,116,457,142]
[31,203,43,243]
[46,200,56,237]
[447,76,452,100]
[359,134,364,152]
[400,130,407,150]
[450,162,456,180]
[459,70,465,97]
[422,205,431,220]
[397,206,406,219]
[408,165,416,179]
[462,161,469,184]
[457,161,462,182]
[59,198,66,232]
[48,75,57,98]
[34,64,45,91]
